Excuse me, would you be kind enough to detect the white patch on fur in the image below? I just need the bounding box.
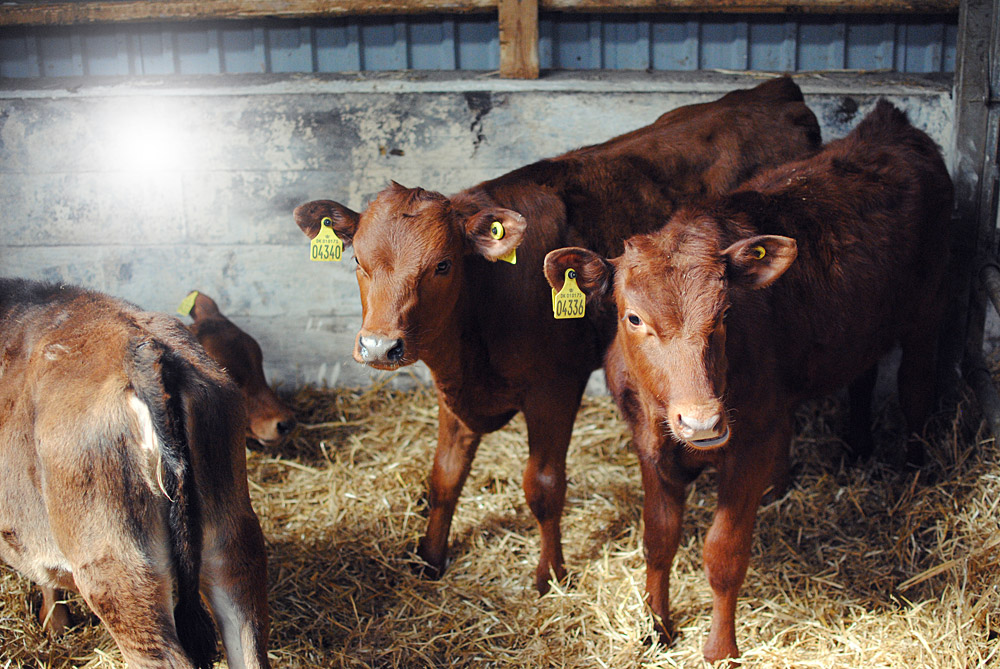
[206,588,251,669]
[43,344,69,360]
[128,394,157,454]
[127,393,172,500]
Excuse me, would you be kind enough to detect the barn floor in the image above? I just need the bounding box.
[1,380,998,668]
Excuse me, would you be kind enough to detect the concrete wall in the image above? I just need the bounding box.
[0,71,954,390]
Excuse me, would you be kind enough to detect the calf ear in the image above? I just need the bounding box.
[723,235,797,289]
[293,200,360,247]
[463,208,526,261]
[191,293,221,322]
[544,247,614,299]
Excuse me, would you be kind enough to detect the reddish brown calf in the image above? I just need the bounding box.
[295,77,821,594]
[0,278,271,669]
[185,292,297,445]
[544,100,953,661]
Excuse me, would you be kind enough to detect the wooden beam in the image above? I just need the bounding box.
[0,0,959,27]
[0,1,494,27]
[543,0,958,11]
[499,0,539,79]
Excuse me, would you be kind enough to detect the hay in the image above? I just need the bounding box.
[1,380,998,668]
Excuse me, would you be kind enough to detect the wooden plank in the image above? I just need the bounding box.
[499,0,538,78]
[0,0,960,28]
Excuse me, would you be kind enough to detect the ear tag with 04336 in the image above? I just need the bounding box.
[551,268,585,319]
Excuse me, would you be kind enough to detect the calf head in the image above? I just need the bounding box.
[187,293,297,445]
[295,182,526,369]
[545,221,795,450]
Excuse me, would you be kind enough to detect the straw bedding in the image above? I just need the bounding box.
[1,375,998,668]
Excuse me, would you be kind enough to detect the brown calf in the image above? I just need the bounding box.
[185,292,297,445]
[0,278,271,669]
[544,100,953,661]
[294,77,821,594]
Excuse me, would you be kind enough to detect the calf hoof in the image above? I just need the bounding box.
[414,540,447,580]
[843,431,876,465]
[647,616,678,648]
[703,632,740,666]
[904,437,926,469]
[40,602,71,636]
[535,563,568,596]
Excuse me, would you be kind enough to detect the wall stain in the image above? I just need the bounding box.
[464,91,492,155]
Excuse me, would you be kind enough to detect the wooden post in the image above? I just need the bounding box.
[499,0,539,79]
[949,0,1000,402]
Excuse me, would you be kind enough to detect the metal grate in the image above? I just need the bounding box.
[0,13,957,78]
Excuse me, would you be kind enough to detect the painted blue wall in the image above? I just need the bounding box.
[0,13,957,78]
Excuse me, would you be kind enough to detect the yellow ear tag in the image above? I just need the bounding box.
[552,268,586,320]
[310,217,344,262]
[177,290,198,316]
[751,245,766,260]
[490,220,517,265]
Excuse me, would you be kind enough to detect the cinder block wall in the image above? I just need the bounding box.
[0,71,954,390]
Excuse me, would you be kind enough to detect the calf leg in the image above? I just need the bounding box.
[897,328,940,468]
[417,395,482,577]
[521,381,586,594]
[200,511,271,669]
[846,364,878,461]
[38,585,70,635]
[701,428,787,663]
[637,452,687,643]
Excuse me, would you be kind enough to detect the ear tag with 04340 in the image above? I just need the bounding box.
[311,217,344,262]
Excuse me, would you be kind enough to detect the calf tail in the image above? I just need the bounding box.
[130,338,218,669]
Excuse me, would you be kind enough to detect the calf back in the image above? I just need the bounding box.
[0,278,270,668]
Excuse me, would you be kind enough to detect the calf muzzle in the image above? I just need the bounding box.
[674,407,730,449]
[357,334,406,367]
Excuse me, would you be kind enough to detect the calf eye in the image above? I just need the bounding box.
[435,259,452,275]
[626,313,642,326]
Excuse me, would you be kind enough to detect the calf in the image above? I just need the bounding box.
[295,77,821,593]
[543,100,952,661]
[184,291,297,445]
[0,278,271,669]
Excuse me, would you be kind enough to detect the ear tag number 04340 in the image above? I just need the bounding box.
[491,220,517,265]
[311,217,344,262]
[552,269,585,319]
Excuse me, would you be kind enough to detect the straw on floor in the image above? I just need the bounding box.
[1,377,998,668]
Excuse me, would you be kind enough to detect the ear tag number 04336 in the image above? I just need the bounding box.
[490,220,517,265]
[311,217,344,262]
[552,269,585,319]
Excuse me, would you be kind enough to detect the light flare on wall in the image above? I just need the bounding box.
[102,106,190,173]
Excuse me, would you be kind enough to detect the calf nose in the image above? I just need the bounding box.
[676,412,723,441]
[358,335,406,365]
[276,418,296,436]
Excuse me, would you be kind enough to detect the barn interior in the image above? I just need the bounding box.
[1,1,998,667]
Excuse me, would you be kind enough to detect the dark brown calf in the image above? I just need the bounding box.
[185,292,297,445]
[295,77,821,593]
[544,100,952,661]
[0,278,271,669]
